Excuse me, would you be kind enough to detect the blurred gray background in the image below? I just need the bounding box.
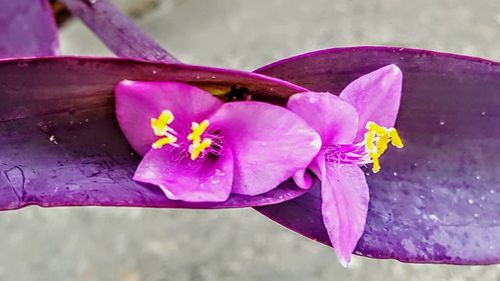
[1,0,499,280]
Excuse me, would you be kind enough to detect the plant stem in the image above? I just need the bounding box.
[60,0,179,63]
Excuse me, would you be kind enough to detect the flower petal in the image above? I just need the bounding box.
[287,92,359,144]
[115,81,223,156]
[209,101,321,195]
[312,158,369,267]
[292,169,313,189]
[133,145,233,202]
[338,65,402,141]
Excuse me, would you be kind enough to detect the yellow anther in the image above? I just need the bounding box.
[187,120,210,142]
[151,110,175,136]
[189,138,212,160]
[366,121,388,135]
[187,119,212,160]
[152,134,177,149]
[389,129,404,148]
[364,121,404,173]
[150,110,178,149]
[370,152,381,173]
[364,131,376,153]
[375,133,390,157]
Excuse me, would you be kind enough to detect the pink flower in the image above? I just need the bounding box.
[287,65,404,266]
[115,81,321,202]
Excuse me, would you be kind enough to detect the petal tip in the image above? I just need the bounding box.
[158,184,178,200]
[338,256,350,268]
[116,79,136,89]
[384,64,403,81]
[387,63,401,72]
[292,169,313,189]
[311,133,322,151]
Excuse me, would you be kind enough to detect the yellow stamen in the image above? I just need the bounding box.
[152,134,177,149]
[187,120,212,160]
[364,121,404,173]
[189,138,212,160]
[366,121,388,135]
[370,152,380,173]
[150,110,178,149]
[389,129,404,148]
[376,133,390,156]
[187,120,210,142]
[364,131,376,153]
[151,110,175,136]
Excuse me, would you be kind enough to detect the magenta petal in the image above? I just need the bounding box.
[292,169,313,189]
[338,65,402,141]
[313,158,369,267]
[115,81,223,156]
[210,102,321,195]
[287,92,359,144]
[134,146,233,202]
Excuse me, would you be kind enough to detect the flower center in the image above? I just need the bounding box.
[150,110,215,161]
[324,121,404,173]
[187,120,213,160]
[364,121,403,173]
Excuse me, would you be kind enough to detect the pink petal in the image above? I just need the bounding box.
[312,157,369,267]
[287,92,359,145]
[209,101,321,195]
[339,65,403,141]
[115,81,223,156]
[133,146,233,202]
[292,169,313,189]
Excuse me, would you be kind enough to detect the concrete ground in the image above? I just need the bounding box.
[0,0,499,280]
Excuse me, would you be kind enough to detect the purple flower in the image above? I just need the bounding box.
[115,81,321,202]
[286,65,404,266]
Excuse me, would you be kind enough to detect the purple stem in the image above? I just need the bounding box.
[60,0,178,63]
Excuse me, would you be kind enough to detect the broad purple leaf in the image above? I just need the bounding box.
[0,0,58,58]
[254,47,500,265]
[0,56,312,210]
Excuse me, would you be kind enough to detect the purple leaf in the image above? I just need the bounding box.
[0,0,58,58]
[254,46,500,265]
[0,56,312,210]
